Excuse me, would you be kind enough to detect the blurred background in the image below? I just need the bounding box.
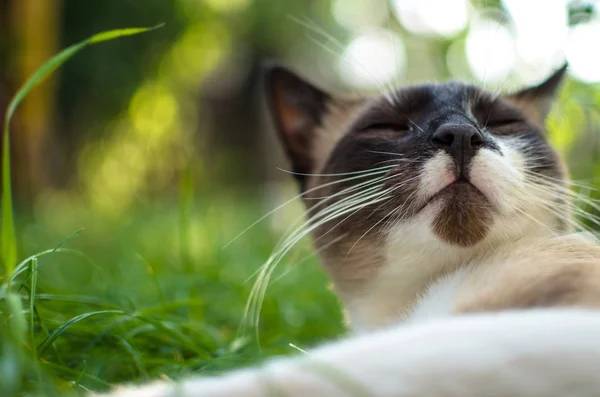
[1,0,600,216]
[2,0,600,391]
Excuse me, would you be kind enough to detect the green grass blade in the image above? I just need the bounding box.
[179,165,194,273]
[17,284,66,365]
[10,247,96,283]
[4,23,164,125]
[6,291,26,342]
[1,292,26,394]
[74,360,87,388]
[37,310,128,357]
[41,362,111,389]
[88,24,164,44]
[28,258,38,351]
[1,24,163,275]
[1,131,16,276]
[117,336,149,379]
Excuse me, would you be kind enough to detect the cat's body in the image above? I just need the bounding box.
[109,309,600,397]
[353,232,600,330]
[104,64,600,396]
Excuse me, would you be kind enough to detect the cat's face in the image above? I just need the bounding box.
[265,64,570,327]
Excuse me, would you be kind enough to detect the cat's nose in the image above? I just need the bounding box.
[432,124,484,178]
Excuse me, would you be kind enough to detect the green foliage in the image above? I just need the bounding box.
[1,25,343,396]
[1,200,343,395]
[2,25,163,275]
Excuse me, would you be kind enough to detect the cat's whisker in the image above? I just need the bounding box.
[365,150,424,159]
[523,178,598,194]
[246,187,396,334]
[514,178,600,236]
[360,175,421,221]
[276,164,397,178]
[387,26,402,106]
[308,193,395,260]
[283,174,398,237]
[241,173,395,319]
[498,171,597,236]
[374,158,422,166]
[288,16,395,97]
[377,188,422,239]
[521,173,583,192]
[385,186,418,232]
[523,170,600,192]
[243,178,400,333]
[257,181,401,291]
[303,188,396,242]
[225,166,396,249]
[571,209,600,232]
[305,176,395,200]
[406,116,426,134]
[522,176,600,215]
[314,177,421,257]
[244,180,390,283]
[346,208,397,258]
[478,13,508,93]
[512,206,562,235]
[271,233,348,284]
[534,201,599,238]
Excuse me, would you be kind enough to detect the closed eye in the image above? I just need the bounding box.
[358,123,412,133]
[485,118,524,127]
[485,118,526,136]
[483,108,525,129]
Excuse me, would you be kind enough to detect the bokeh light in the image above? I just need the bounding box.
[339,29,406,89]
[332,0,389,30]
[566,20,600,83]
[465,18,516,84]
[391,0,469,37]
[502,0,568,84]
[203,0,251,13]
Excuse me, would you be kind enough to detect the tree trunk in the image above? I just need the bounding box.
[7,0,61,203]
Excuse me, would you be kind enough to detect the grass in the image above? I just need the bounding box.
[2,196,344,396]
[0,27,346,396]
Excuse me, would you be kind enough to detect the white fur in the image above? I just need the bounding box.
[346,202,476,331]
[469,144,525,214]
[407,268,467,324]
[417,151,455,199]
[344,138,560,331]
[104,309,600,397]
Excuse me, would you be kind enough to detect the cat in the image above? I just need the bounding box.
[103,64,600,396]
[262,63,600,332]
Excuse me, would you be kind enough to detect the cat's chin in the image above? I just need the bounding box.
[419,179,488,211]
[425,180,477,205]
[427,181,494,247]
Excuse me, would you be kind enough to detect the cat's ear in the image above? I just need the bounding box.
[264,63,331,188]
[506,64,568,126]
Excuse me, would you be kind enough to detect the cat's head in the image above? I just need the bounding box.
[265,62,570,328]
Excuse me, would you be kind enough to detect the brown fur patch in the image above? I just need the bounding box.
[455,235,600,314]
[431,183,493,246]
[318,235,385,298]
[310,98,368,179]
